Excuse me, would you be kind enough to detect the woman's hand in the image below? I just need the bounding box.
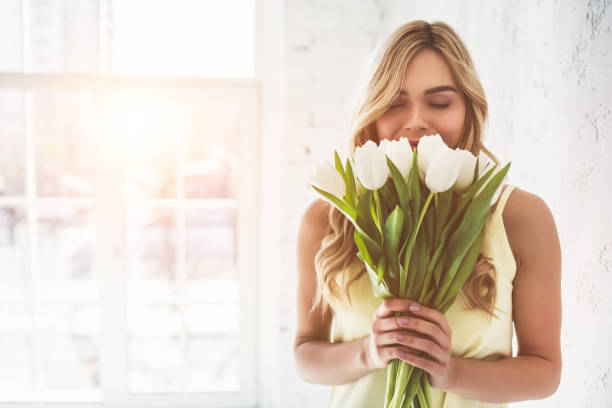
[362,298,457,391]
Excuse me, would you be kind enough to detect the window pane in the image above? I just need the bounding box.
[33,91,95,197]
[126,206,176,299]
[184,336,239,392]
[36,205,98,302]
[110,0,255,78]
[111,93,179,199]
[0,306,35,392]
[36,304,100,389]
[0,0,23,72]
[0,206,28,302]
[185,206,237,281]
[127,304,239,392]
[184,107,239,199]
[30,0,99,73]
[0,90,25,196]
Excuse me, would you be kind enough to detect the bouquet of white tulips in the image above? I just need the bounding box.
[308,134,510,408]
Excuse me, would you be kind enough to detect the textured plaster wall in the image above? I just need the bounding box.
[280,1,612,406]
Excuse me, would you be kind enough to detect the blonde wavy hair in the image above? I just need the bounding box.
[312,20,504,322]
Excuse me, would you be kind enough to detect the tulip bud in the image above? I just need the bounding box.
[416,134,449,182]
[475,160,510,207]
[353,140,389,190]
[385,138,413,182]
[308,160,346,200]
[453,149,477,193]
[424,148,463,193]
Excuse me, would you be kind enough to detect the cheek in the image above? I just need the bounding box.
[430,108,464,132]
[374,115,397,139]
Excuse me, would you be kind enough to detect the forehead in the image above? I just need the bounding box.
[399,48,457,95]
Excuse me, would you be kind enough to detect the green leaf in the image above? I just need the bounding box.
[360,255,392,298]
[387,156,410,212]
[398,207,413,260]
[372,189,384,237]
[355,227,383,260]
[433,189,453,244]
[433,162,510,306]
[383,205,404,259]
[314,185,383,259]
[384,205,404,283]
[438,226,485,312]
[408,232,428,301]
[473,155,480,184]
[409,151,421,225]
[355,190,382,244]
[379,180,397,217]
[334,150,346,180]
[311,185,356,220]
[377,254,386,286]
[344,157,357,207]
[353,229,373,267]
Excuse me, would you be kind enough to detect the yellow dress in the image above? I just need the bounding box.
[327,184,518,408]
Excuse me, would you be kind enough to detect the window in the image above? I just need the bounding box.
[0,1,259,406]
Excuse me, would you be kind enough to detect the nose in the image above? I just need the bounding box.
[400,105,432,139]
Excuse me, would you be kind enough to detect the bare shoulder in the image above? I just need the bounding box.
[503,186,563,382]
[298,199,331,243]
[294,199,334,348]
[502,186,561,273]
[301,198,331,225]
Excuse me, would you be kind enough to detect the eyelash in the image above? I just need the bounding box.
[390,103,450,109]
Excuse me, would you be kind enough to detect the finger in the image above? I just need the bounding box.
[406,302,452,339]
[381,331,447,365]
[393,347,444,378]
[374,309,451,350]
[375,298,419,319]
[373,315,445,349]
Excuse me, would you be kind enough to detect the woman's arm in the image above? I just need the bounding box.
[293,199,374,385]
[443,189,562,402]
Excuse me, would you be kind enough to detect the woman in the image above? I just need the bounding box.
[294,20,562,407]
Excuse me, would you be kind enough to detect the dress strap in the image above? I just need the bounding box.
[493,184,516,216]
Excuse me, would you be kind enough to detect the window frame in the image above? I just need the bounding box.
[0,0,284,405]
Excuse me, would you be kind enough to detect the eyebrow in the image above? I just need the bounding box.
[397,86,458,96]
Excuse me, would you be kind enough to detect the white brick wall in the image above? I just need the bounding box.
[280,1,612,407]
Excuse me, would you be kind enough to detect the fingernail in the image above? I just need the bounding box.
[398,318,409,326]
[410,304,421,312]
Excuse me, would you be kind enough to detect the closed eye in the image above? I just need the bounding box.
[389,103,451,109]
[431,103,450,109]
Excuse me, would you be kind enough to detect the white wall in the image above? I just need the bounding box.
[279,1,611,407]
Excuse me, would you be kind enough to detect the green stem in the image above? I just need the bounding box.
[401,191,434,297]
[389,361,414,408]
[373,188,384,237]
[422,369,433,407]
[417,370,429,408]
[384,358,398,408]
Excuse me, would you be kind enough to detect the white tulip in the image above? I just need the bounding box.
[424,147,463,193]
[353,140,389,190]
[350,157,364,196]
[453,149,477,193]
[378,138,390,152]
[308,160,346,200]
[416,134,450,182]
[385,138,413,181]
[476,151,493,179]
[475,160,509,207]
